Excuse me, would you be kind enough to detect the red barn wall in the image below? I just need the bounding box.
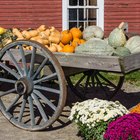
[0,0,62,31]
[104,0,140,36]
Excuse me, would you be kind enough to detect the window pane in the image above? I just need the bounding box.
[79,0,84,6]
[88,9,96,21]
[69,9,77,20]
[89,0,97,6]
[79,9,84,20]
[69,22,77,29]
[69,0,77,6]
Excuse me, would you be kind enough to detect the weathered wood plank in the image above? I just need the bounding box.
[54,52,122,72]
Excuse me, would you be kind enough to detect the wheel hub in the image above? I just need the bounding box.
[15,77,33,95]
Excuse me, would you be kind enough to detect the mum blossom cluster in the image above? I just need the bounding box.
[69,98,129,128]
[104,113,140,140]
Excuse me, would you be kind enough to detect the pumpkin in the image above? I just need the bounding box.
[60,30,73,45]
[70,27,82,39]
[125,36,140,54]
[75,38,114,55]
[83,25,104,40]
[62,44,75,53]
[108,23,127,48]
[71,38,86,48]
[113,47,131,57]
[71,38,80,48]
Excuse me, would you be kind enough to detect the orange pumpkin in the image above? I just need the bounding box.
[71,38,80,48]
[59,42,65,48]
[72,38,86,48]
[62,44,75,53]
[79,39,86,44]
[70,27,82,39]
[60,30,73,45]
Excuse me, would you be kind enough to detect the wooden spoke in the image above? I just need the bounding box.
[28,95,35,126]
[6,50,24,77]
[34,89,57,111]
[33,72,57,84]
[28,47,36,77]
[31,93,48,122]
[0,62,20,79]
[0,78,16,83]
[19,45,28,76]
[18,96,27,122]
[32,57,48,80]
[34,85,60,94]
[6,95,21,112]
[0,88,16,97]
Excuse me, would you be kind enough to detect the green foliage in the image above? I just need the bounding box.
[77,119,114,140]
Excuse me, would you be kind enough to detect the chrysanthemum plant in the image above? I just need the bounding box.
[69,98,129,140]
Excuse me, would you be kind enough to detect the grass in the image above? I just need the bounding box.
[69,71,140,87]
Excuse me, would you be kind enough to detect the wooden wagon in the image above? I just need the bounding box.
[0,40,139,131]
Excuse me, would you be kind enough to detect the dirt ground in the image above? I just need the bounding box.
[0,83,140,140]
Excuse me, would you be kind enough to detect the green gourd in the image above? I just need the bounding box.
[113,47,131,57]
[75,38,114,56]
[125,36,140,54]
[83,25,104,40]
[108,23,127,48]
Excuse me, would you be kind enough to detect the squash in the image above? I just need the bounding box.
[37,25,46,32]
[108,22,127,48]
[12,28,24,39]
[60,30,73,45]
[113,47,131,57]
[75,38,114,55]
[28,30,39,37]
[125,36,140,54]
[0,27,6,35]
[70,27,82,39]
[83,25,104,40]
[48,43,57,52]
[22,30,31,39]
[49,29,61,44]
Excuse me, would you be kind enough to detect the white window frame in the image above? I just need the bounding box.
[62,0,104,30]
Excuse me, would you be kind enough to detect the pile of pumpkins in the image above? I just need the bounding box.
[0,25,85,53]
[0,22,140,56]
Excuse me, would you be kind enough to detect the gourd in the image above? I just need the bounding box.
[113,47,131,57]
[60,30,73,45]
[75,38,114,55]
[70,27,82,39]
[83,25,104,40]
[125,36,140,54]
[108,22,127,48]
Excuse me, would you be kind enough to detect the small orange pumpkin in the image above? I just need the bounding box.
[62,44,75,53]
[71,38,80,48]
[60,30,73,45]
[70,27,82,39]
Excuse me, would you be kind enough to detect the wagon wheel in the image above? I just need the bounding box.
[66,70,124,100]
[0,40,67,131]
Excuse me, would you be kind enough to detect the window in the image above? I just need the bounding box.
[62,0,104,31]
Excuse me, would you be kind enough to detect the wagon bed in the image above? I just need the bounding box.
[0,40,139,131]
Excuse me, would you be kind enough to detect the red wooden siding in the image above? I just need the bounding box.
[104,0,140,36]
[0,0,62,30]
